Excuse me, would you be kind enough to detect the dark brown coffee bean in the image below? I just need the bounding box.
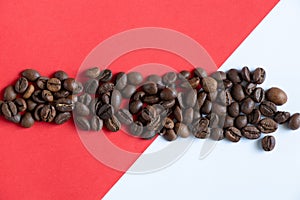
[1,101,17,118]
[163,117,174,129]
[105,115,121,132]
[53,90,70,99]
[207,90,218,102]
[288,113,300,130]
[121,85,136,99]
[26,99,37,111]
[21,112,35,128]
[258,118,278,133]
[183,107,194,124]
[240,97,255,114]
[146,113,162,131]
[5,113,21,124]
[97,103,114,119]
[31,90,45,104]
[63,78,77,92]
[54,112,71,125]
[201,100,212,115]
[211,103,226,116]
[114,72,127,90]
[274,111,290,124]
[163,129,177,141]
[22,69,40,82]
[234,115,248,129]
[162,72,177,85]
[241,66,251,82]
[242,126,261,139]
[111,90,122,110]
[251,87,265,103]
[90,116,103,131]
[183,89,197,108]
[178,70,191,80]
[84,67,100,79]
[116,109,133,125]
[223,79,233,89]
[208,113,219,128]
[78,93,92,106]
[33,104,44,121]
[132,91,145,101]
[160,88,177,101]
[4,85,17,101]
[41,90,54,102]
[247,109,261,124]
[47,78,61,92]
[84,79,99,94]
[142,95,160,104]
[260,101,277,117]
[228,102,240,118]
[265,87,287,106]
[197,91,207,109]
[211,71,227,81]
[245,83,257,96]
[262,135,276,151]
[54,70,69,81]
[252,67,266,84]
[129,100,143,114]
[23,84,35,99]
[174,106,183,122]
[14,98,27,112]
[99,92,109,104]
[227,69,242,84]
[223,115,234,129]
[55,98,74,112]
[225,127,242,142]
[186,77,201,89]
[73,81,83,94]
[127,71,143,85]
[161,99,176,110]
[128,121,143,136]
[210,128,224,141]
[193,118,210,139]
[217,90,232,106]
[36,77,49,90]
[231,84,245,102]
[147,74,162,83]
[75,116,90,131]
[97,82,114,94]
[98,69,113,82]
[141,105,157,122]
[15,77,28,93]
[142,82,158,95]
[194,67,207,78]
[40,105,56,122]
[75,102,90,116]
[201,77,218,93]
[174,123,190,138]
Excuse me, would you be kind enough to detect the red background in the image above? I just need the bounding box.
[0,1,278,199]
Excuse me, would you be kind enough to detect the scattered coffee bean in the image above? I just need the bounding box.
[5,113,21,124]
[240,97,255,115]
[241,66,251,82]
[258,118,278,133]
[54,70,69,81]
[288,113,300,130]
[193,118,210,139]
[252,67,266,84]
[259,101,277,117]
[14,98,27,112]
[225,127,242,142]
[23,84,35,99]
[97,103,114,119]
[247,109,261,124]
[127,71,143,85]
[228,102,239,118]
[75,102,90,116]
[105,115,121,132]
[22,69,40,82]
[274,111,290,124]
[162,72,177,85]
[84,79,99,94]
[194,67,207,78]
[210,128,225,141]
[160,88,177,101]
[265,87,287,106]
[261,135,276,152]
[142,82,158,95]
[201,77,218,93]
[116,109,133,125]
[40,105,56,122]
[85,67,100,79]
[55,112,71,125]
[75,116,90,131]
[1,101,17,118]
[90,116,103,131]
[20,112,35,128]
[121,85,136,99]
[115,72,127,90]
[111,90,122,110]
[15,77,28,93]
[163,129,177,141]
[242,126,261,139]
[234,115,248,130]
[174,123,190,138]
[4,85,17,101]
[36,77,49,90]
[231,84,245,102]
[47,78,61,92]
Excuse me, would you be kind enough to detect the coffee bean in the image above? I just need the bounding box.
[116,109,133,125]
[258,118,278,133]
[75,116,90,131]
[63,78,77,92]
[160,88,177,101]
[127,71,143,85]
[54,112,71,125]
[228,102,240,118]
[40,105,56,122]
[47,78,61,92]
[5,113,21,124]
[140,129,157,140]
[223,115,234,129]
[98,82,114,94]
[174,123,190,138]
[105,115,121,132]
[207,90,218,102]
[163,117,174,129]
[242,126,261,139]
[251,87,265,103]
[211,103,226,116]
[194,67,207,78]
[100,92,110,104]
[225,127,242,142]
[178,70,191,80]
[265,87,287,106]
[183,107,194,124]
[14,98,27,112]
[90,116,103,131]
[78,93,92,106]
[208,113,219,128]
[84,79,99,94]
[240,97,255,114]
[163,129,177,141]
[36,77,49,90]
[84,67,100,79]
[288,113,300,130]
[234,115,248,129]
[15,77,28,93]
[31,90,45,104]
[4,85,17,101]
[21,112,35,128]
[274,111,290,124]
[223,79,233,89]
[201,77,218,93]
[1,101,17,118]
[41,90,54,102]
[252,67,266,84]
[121,85,136,98]
[259,101,277,117]
[200,100,212,115]
[23,84,35,99]
[129,100,143,114]
[173,105,183,122]
[146,113,162,131]
[26,99,37,111]
[54,70,69,81]
[160,99,175,109]
[261,135,276,151]
[33,104,44,121]
[115,72,127,90]
[182,89,197,108]
[75,102,90,116]
[143,95,160,104]
[98,69,113,82]
[147,74,162,84]
[193,118,210,139]
[22,69,40,81]
[111,90,122,110]
[241,66,251,82]
[211,71,227,81]
[231,84,245,102]
[141,105,157,122]
[245,83,257,96]
[210,128,224,141]
[186,77,200,89]
[227,69,242,84]
[217,90,232,106]
[162,72,177,85]
[55,98,74,112]
[97,103,114,119]
[72,81,83,94]
[132,91,145,101]
[142,82,158,95]
[247,109,261,124]
[197,91,207,109]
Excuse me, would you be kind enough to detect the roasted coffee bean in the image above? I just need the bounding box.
[26,99,37,111]
[193,118,210,139]
[211,71,227,81]
[97,103,114,119]
[146,114,161,131]
[111,90,122,110]
[40,105,56,122]
[105,115,121,132]
[142,82,158,95]
[129,121,144,136]
[242,126,261,139]
[177,92,185,108]
[141,105,157,122]
[274,111,290,124]
[47,78,61,92]
[132,91,145,101]
[234,115,248,129]
[100,92,110,104]
[240,97,255,114]
[5,113,21,124]
[4,85,17,101]
[22,69,40,81]
[75,116,90,131]
[245,83,257,96]
[225,127,242,142]
[73,81,83,94]
[231,84,245,102]
[36,76,49,90]
[207,90,218,102]
[162,72,177,85]
[90,116,103,131]
[217,90,232,106]
[54,70,69,81]
[174,123,189,138]
[163,117,174,129]
[23,84,35,99]
[208,113,219,128]
[84,67,100,79]
[260,101,277,117]
[89,99,97,115]
[210,128,225,141]
[84,79,99,94]
[121,85,136,98]
[129,100,143,114]
[251,87,265,103]
[160,99,175,109]
[288,113,300,130]
[114,72,127,90]
[223,79,233,89]
[15,77,28,93]
[211,103,226,116]
[53,90,70,99]
[262,135,276,151]
[127,71,143,85]
[21,112,35,128]
[183,89,197,108]
[98,69,113,82]
[252,67,266,84]
[201,77,218,93]
[116,109,133,125]
[54,112,71,125]
[183,107,194,124]
[247,109,261,124]
[97,82,114,94]
[163,129,177,141]
[147,74,162,84]
[228,102,240,118]
[186,77,200,89]
[197,91,207,109]
[241,66,251,82]
[33,104,44,121]
[63,78,77,92]
[258,118,278,133]
[31,90,45,104]
[194,67,207,78]
[200,100,212,115]
[160,88,177,101]
[223,115,234,129]
[265,87,287,106]
[173,106,183,122]
[178,70,191,80]
[140,129,157,140]
[14,98,27,112]
[227,69,242,84]
[78,93,92,106]
[55,98,74,112]
[1,101,18,118]
[41,90,54,102]
[75,102,90,116]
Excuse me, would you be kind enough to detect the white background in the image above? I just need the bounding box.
[104,0,300,199]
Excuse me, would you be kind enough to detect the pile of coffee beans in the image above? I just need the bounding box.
[1,67,299,152]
